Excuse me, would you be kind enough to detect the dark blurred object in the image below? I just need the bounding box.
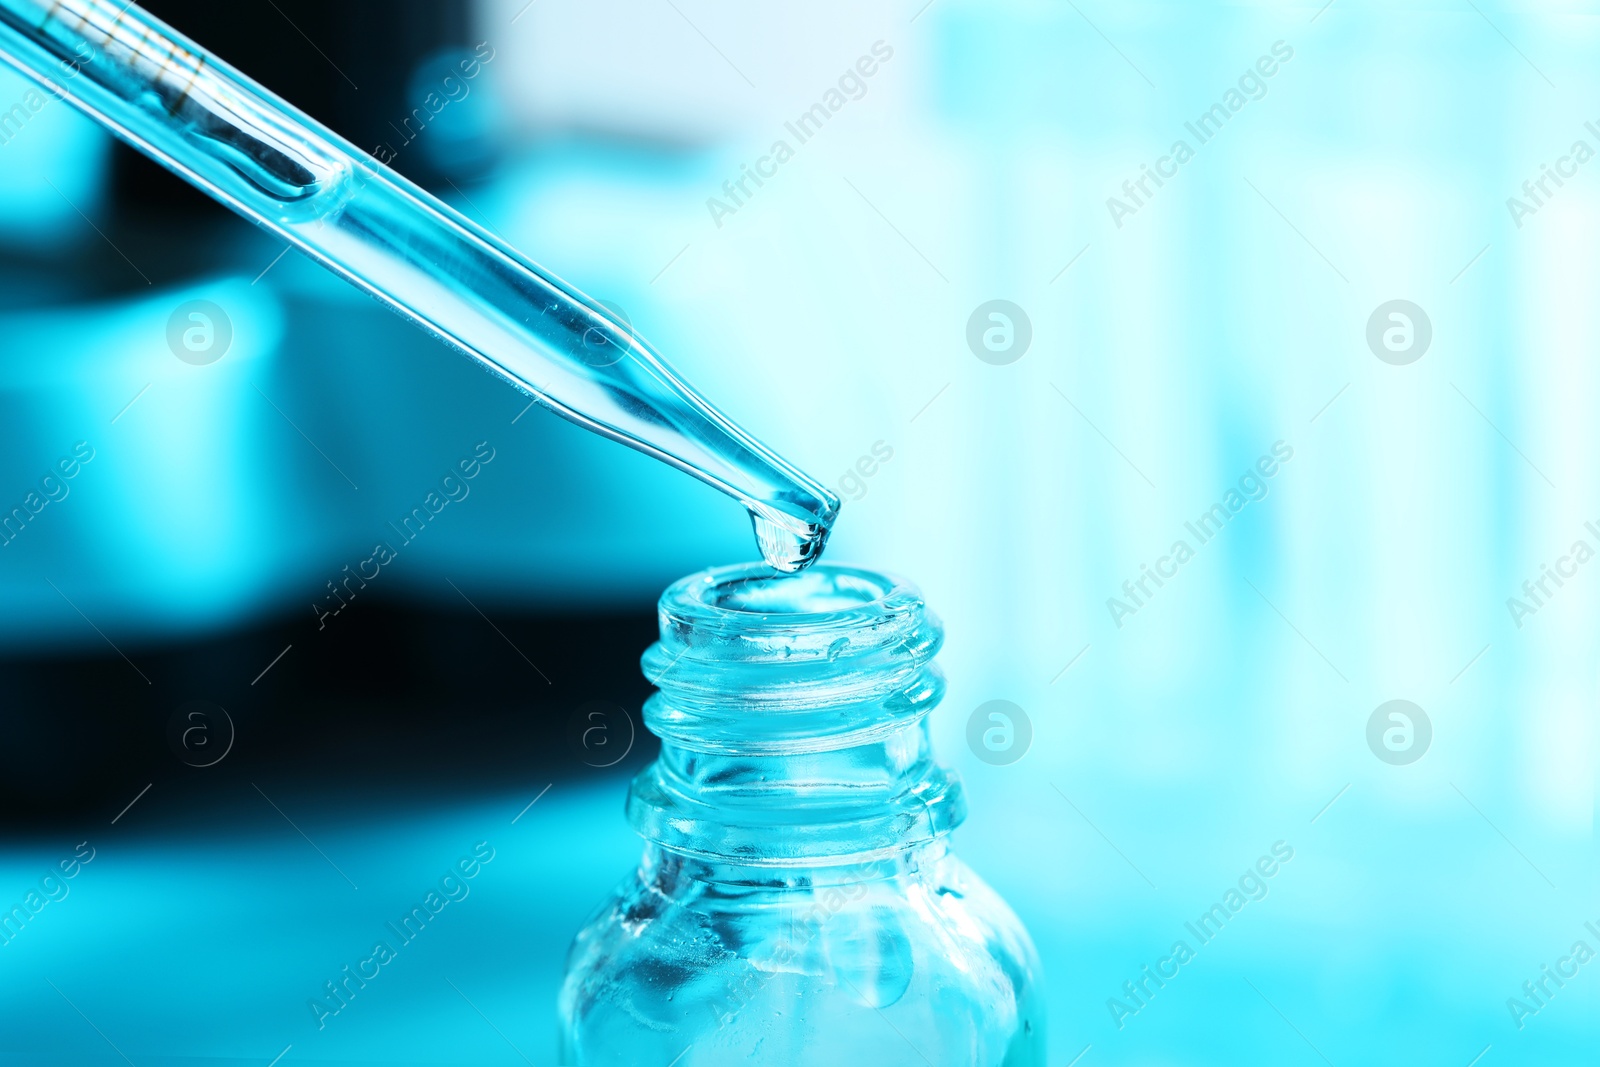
[0,600,659,831]
[115,0,475,218]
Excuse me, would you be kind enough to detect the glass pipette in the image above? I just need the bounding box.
[0,0,838,571]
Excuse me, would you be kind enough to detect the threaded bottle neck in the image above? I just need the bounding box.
[628,563,965,866]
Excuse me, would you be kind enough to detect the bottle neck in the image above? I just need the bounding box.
[639,836,953,892]
[626,564,966,867]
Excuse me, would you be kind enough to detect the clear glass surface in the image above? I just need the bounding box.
[560,564,1046,1065]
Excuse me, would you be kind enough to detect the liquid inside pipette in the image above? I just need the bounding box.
[0,0,843,570]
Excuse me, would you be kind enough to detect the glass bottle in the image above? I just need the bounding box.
[559,563,1045,1066]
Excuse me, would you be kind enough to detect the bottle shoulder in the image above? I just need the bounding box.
[560,850,1045,1066]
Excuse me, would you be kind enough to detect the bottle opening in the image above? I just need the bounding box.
[658,563,925,662]
[653,562,932,667]
[707,567,892,616]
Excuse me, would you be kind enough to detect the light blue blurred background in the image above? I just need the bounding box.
[1,0,1597,1063]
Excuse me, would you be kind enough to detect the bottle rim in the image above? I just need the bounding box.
[654,561,927,665]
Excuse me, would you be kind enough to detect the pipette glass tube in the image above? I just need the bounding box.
[0,0,838,570]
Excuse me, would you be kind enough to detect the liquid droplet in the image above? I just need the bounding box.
[751,510,830,573]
